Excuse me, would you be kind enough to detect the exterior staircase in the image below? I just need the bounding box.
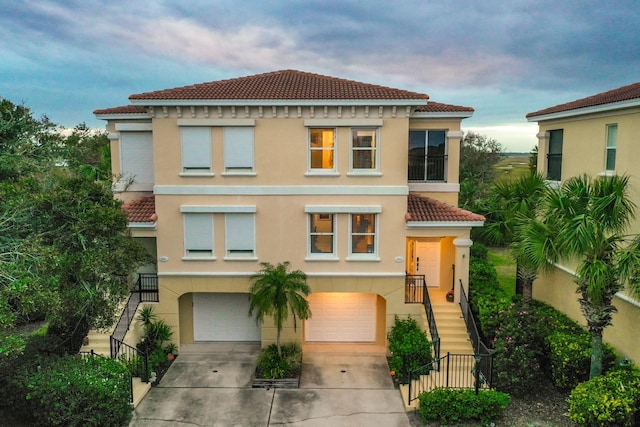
[401,289,479,410]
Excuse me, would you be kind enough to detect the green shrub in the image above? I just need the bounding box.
[469,258,499,294]
[387,315,432,383]
[9,354,132,426]
[492,304,543,396]
[547,331,617,391]
[119,353,151,380]
[419,388,511,425]
[568,366,640,426]
[470,243,489,260]
[256,342,302,379]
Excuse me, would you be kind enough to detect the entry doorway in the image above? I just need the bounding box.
[412,240,441,288]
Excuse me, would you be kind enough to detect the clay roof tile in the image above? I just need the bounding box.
[122,195,156,223]
[407,193,484,223]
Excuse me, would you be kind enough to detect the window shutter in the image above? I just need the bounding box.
[224,127,254,169]
[184,214,213,252]
[181,127,212,169]
[226,213,255,254]
[120,132,154,184]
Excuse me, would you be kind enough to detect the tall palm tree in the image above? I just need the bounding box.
[520,174,640,378]
[249,261,311,357]
[478,172,547,304]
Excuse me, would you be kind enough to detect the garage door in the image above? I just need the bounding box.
[193,293,261,341]
[305,293,376,342]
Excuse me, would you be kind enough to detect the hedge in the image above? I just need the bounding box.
[419,388,510,425]
[387,315,432,383]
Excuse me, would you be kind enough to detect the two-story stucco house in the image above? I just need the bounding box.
[527,82,640,363]
[94,70,484,352]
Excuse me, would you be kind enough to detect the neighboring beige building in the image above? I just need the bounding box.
[95,70,483,351]
[527,82,640,363]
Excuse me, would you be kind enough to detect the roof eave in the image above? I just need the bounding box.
[412,111,474,119]
[128,222,157,230]
[129,99,428,107]
[95,113,151,121]
[406,220,485,228]
[527,98,640,122]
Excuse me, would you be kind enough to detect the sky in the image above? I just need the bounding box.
[1,1,638,152]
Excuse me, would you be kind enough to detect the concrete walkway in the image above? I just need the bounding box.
[129,343,411,426]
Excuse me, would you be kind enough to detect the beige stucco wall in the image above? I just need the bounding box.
[534,106,640,364]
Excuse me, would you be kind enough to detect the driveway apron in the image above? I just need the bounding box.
[130,345,411,426]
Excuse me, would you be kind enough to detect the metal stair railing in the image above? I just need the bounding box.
[422,282,441,364]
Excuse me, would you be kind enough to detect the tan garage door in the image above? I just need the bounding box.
[305,293,376,342]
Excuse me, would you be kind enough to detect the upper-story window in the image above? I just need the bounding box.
[119,131,154,189]
[225,213,256,259]
[547,129,563,181]
[408,130,446,182]
[309,213,336,257]
[309,128,336,173]
[351,128,378,171]
[181,127,212,175]
[606,124,617,171]
[223,127,255,175]
[183,213,214,259]
[350,213,377,257]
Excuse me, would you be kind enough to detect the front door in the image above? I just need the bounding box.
[413,240,441,288]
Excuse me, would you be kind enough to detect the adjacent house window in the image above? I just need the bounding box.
[350,214,377,256]
[309,214,336,256]
[223,127,255,174]
[606,124,617,171]
[309,128,336,171]
[408,130,447,181]
[225,213,256,259]
[184,213,214,258]
[547,129,563,181]
[351,128,378,171]
[181,127,212,174]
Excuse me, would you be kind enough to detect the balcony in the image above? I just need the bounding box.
[408,155,447,182]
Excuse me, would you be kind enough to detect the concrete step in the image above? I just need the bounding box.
[132,377,151,408]
[81,330,111,357]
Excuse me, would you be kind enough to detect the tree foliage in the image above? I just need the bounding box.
[249,261,311,357]
[0,97,149,351]
[459,131,503,209]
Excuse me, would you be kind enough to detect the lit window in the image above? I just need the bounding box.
[309,214,335,256]
[350,214,377,256]
[606,124,617,171]
[351,128,377,170]
[309,128,336,171]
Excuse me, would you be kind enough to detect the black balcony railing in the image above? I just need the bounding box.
[408,155,447,182]
[405,274,425,303]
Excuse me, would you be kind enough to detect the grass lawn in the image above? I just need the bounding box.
[488,247,516,296]
[493,156,531,182]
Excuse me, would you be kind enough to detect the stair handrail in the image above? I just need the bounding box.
[422,282,441,363]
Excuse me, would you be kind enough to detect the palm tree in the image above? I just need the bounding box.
[519,174,640,378]
[478,172,547,304]
[249,261,311,357]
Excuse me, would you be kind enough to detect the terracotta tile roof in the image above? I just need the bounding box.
[526,81,640,119]
[122,195,156,223]
[128,69,430,101]
[93,105,148,115]
[406,193,485,223]
[415,101,474,113]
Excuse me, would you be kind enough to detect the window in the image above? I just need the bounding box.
[351,128,377,170]
[181,127,212,174]
[223,127,254,174]
[606,124,617,171]
[547,129,563,181]
[225,213,256,259]
[119,131,154,188]
[350,214,377,256]
[184,213,214,258]
[309,214,336,256]
[408,130,446,181]
[309,128,336,171]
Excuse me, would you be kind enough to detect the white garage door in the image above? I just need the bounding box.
[305,293,376,342]
[193,293,261,341]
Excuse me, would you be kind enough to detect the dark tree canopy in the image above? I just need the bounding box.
[459,131,503,209]
[0,97,149,351]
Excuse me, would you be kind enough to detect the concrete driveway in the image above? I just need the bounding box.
[129,343,411,426]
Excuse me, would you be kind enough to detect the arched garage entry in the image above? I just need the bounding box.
[304,293,386,344]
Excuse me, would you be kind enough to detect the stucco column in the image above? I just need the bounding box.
[453,238,473,304]
[536,131,549,175]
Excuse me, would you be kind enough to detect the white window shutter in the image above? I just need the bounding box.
[120,132,154,184]
[181,127,212,169]
[224,127,254,169]
[184,214,213,252]
[226,213,255,254]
